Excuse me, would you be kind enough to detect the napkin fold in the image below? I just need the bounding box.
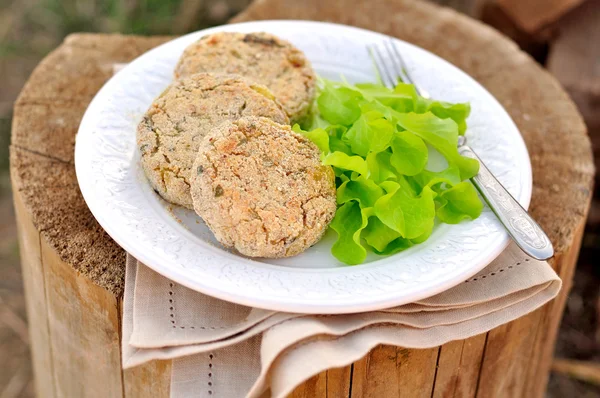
[122,243,561,398]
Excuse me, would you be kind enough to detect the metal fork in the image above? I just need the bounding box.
[368,40,554,260]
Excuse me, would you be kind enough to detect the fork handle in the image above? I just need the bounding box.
[458,144,554,260]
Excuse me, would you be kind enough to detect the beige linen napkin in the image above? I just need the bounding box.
[122,243,560,398]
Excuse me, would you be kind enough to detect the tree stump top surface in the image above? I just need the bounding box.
[10,0,594,296]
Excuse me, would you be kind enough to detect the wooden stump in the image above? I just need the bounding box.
[10,0,594,397]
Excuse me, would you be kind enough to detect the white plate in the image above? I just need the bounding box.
[75,20,531,314]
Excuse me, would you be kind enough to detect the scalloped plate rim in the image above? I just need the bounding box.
[75,20,532,314]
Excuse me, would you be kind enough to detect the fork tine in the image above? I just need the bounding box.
[385,39,424,96]
[367,44,395,89]
[368,44,390,88]
[383,40,405,87]
[384,39,410,84]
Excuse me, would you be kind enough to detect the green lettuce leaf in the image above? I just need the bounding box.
[358,100,397,121]
[324,125,352,154]
[379,180,401,194]
[325,124,347,138]
[395,111,479,179]
[374,183,436,239]
[410,164,461,192]
[329,137,352,155]
[317,81,362,125]
[366,150,396,183]
[323,151,368,175]
[344,111,395,156]
[293,125,330,154]
[385,83,419,113]
[363,216,402,252]
[419,100,471,135]
[302,79,483,265]
[330,202,371,265]
[371,237,413,255]
[436,181,483,224]
[337,175,385,207]
[305,111,331,130]
[389,131,428,176]
[410,224,434,244]
[347,82,417,112]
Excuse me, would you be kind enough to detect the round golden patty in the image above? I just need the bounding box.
[137,73,289,209]
[191,116,336,258]
[175,32,316,125]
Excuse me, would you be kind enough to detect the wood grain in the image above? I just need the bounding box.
[288,372,326,397]
[40,237,123,398]
[351,345,398,397]
[123,360,172,398]
[12,190,56,398]
[352,346,439,397]
[432,340,464,398]
[9,0,594,397]
[454,335,487,397]
[476,309,545,397]
[326,366,352,397]
[287,366,351,397]
[12,184,124,398]
[524,223,588,397]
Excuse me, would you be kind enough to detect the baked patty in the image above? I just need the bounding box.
[137,73,289,208]
[191,116,336,258]
[175,32,316,125]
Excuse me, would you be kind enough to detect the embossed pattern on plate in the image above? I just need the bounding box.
[460,145,550,256]
[75,21,532,313]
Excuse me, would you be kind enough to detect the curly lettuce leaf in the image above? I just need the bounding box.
[362,216,402,252]
[293,125,330,154]
[347,82,418,113]
[323,151,368,175]
[344,110,395,156]
[337,175,385,207]
[435,181,483,224]
[367,150,396,183]
[330,201,371,265]
[317,81,362,125]
[417,100,471,135]
[330,137,352,155]
[379,180,401,194]
[322,125,353,155]
[371,236,413,255]
[386,83,419,113]
[390,131,428,176]
[326,124,347,138]
[358,100,397,121]
[374,183,436,240]
[322,80,471,133]
[410,224,434,244]
[410,164,461,193]
[305,79,482,265]
[305,110,331,130]
[395,112,479,180]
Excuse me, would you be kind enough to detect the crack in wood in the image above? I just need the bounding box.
[474,333,490,398]
[11,144,72,165]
